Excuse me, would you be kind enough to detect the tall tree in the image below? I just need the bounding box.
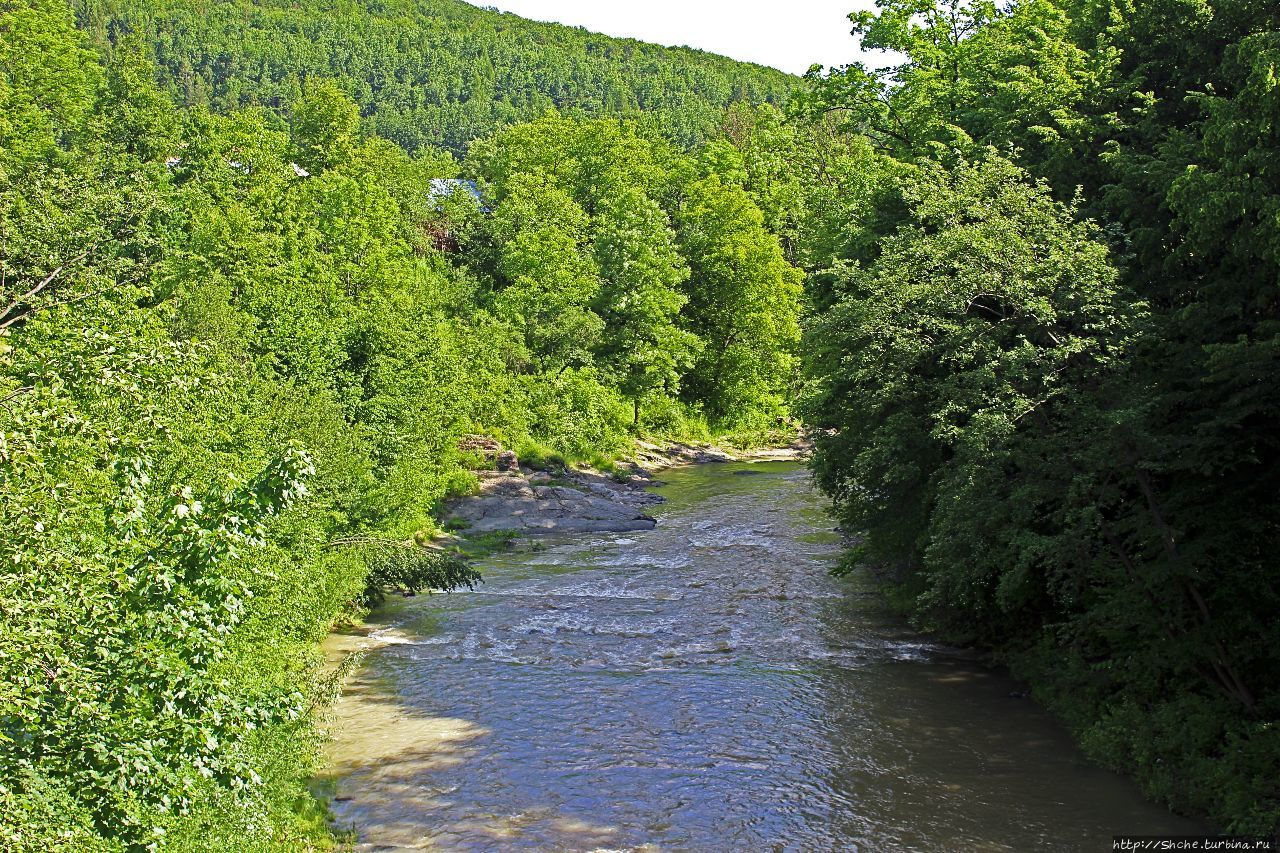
[676,176,802,421]
[289,80,360,174]
[794,0,1280,833]
[488,172,603,374]
[592,188,699,424]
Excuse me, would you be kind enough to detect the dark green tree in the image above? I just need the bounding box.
[676,175,802,422]
[592,188,699,424]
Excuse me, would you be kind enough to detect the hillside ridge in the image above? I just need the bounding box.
[75,0,797,152]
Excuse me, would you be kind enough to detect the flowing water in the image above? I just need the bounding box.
[322,461,1202,851]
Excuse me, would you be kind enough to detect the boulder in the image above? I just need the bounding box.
[458,434,502,454]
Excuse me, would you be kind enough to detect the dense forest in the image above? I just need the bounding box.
[789,0,1280,836]
[72,0,794,153]
[1,0,1278,848]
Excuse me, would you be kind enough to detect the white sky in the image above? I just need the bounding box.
[464,1,892,76]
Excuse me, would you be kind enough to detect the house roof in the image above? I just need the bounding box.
[428,178,483,203]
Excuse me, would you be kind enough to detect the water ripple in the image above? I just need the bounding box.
[324,461,1204,851]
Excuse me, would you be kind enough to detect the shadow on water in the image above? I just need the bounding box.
[320,629,632,850]
[321,461,1204,851]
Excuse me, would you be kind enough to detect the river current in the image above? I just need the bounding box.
[323,461,1201,851]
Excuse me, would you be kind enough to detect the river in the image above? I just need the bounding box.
[322,460,1202,851]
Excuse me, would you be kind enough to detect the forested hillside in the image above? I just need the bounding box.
[72,0,794,152]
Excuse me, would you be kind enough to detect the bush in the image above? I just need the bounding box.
[520,369,632,460]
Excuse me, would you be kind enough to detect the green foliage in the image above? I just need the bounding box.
[806,153,1132,576]
[72,0,794,154]
[0,299,319,847]
[468,112,801,429]
[466,112,673,212]
[0,0,100,161]
[488,172,603,372]
[592,188,699,422]
[676,176,803,422]
[520,369,633,459]
[2,4,804,845]
[289,81,360,174]
[797,0,1280,834]
[17,0,1279,839]
[796,0,1095,166]
[331,538,482,605]
[96,40,180,161]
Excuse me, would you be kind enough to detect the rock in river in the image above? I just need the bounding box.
[444,469,661,535]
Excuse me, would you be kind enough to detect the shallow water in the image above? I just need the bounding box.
[322,461,1202,851]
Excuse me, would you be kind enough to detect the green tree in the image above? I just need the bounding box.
[88,0,793,155]
[804,153,1132,596]
[795,0,1280,833]
[289,80,360,174]
[0,2,817,848]
[592,188,699,424]
[488,172,603,373]
[796,0,1092,171]
[95,39,179,161]
[0,0,99,162]
[675,176,802,422]
[0,298,315,847]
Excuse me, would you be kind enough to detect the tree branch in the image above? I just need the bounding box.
[0,246,97,329]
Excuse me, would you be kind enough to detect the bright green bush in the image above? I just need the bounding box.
[520,369,633,460]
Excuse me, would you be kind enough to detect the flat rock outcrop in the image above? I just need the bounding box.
[441,433,810,538]
[444,469,662,535]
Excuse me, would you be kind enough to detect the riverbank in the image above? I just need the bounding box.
[440,435,812,537]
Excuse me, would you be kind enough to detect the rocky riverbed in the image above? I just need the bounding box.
[441,437,810,536]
